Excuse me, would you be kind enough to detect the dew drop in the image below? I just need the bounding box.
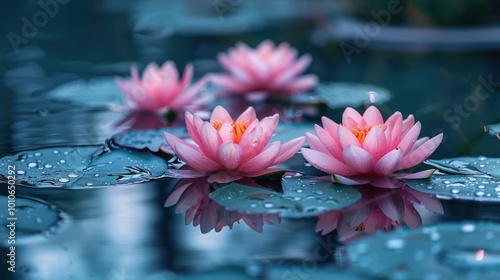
[27,162,38,168]
[475,191,485,196]
[264,203,274,208]
[45,164,53,168]
[314,190,324,195]
[67,173,79,178]
[34,152,42,157]
[59,159,66,164]
[451,189,460,194]
[385,238,405,250]
[58,178,70,183]
[429,232,441,241]
[249,203,257,208]
[461,223,476,233]
[52,150,59,154]
[296,189,303,193]
[443,180,451,184]
[16,170,25,175]
[36,217,42,223]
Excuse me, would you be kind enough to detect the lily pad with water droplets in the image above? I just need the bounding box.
[424,157,500,179]
[314,82,391,109]
[0,195,66,244]
[403,157,500,201]
[45,78,123,108]
[209,178,361,218]
[111,127,190,152]
[346,222,500,279]
[0,145,168,188]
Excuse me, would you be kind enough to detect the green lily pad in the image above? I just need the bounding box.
[111,127,190,152]
[45,78,123,108]
[0,195,66,244]
[424,157,500,179]
[347,222,500,279]
[404,174,500,202]
[314,82,391,109]
[0,145,168,188]
[209,178,361,218]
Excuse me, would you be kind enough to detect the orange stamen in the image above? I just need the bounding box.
[351,124,386,144]
[212,120,249,144]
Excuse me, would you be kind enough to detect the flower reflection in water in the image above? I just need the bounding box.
[316,184,444,242]
[165,177,281,233]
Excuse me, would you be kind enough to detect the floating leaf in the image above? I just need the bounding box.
[111,127,189,152]
[0,195,66,243]
[404,174,500,202]
[45,78,123,108]
[314,82,391,109]
[424,156,500,179]
[485,122,500,139]
[0,146,168,188]
[346,222,500,279]
[209,178,361,218]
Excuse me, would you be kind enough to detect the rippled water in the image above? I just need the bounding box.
[2,1,500,280]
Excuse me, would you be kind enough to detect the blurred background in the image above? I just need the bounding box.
[1,0,500,279]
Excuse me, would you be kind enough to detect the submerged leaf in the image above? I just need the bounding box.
[0,145,168,188]
[347,222,500,279]
[209,177,361,218]
[111,127,190,152]
[0,196,66,242]
[45,78,123,108]
[314,82,391,109]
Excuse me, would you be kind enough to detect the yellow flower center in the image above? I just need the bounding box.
[355,224,365,231]
[212,120,249,144]
[351,124,386,144]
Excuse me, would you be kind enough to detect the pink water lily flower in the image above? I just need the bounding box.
[315,186,444,241]
[301,106,443,188]
[114,61,206,114]
[163,106,305,183]
[210,40,318,96]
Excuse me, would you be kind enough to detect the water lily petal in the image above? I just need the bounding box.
[301,148,355,176]
[374,148,404,175]
[175,141,222,171]
[216,141,244,170]
[363,126,387,161]
[398,122,422,155]
[343,145,375,173]
[400,133,443,169]
[239,142,281,173]
[272,136,305,165]
[363,106,384,126]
